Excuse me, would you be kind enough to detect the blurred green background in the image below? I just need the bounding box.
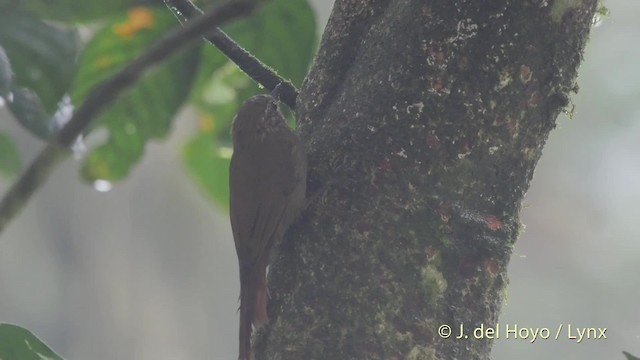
[0,1,638,359]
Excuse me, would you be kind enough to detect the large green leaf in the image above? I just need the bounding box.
[0,27,74,141]
[0,132,21,178]
[6,86,55,140]
[183,132,231,208]
[71,6,200,182]
[0,9,78,112]
[183,0,316,208]
[0,323,64,360]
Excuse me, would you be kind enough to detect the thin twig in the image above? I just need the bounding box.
[164,0,299,109]
[0,1,254,234]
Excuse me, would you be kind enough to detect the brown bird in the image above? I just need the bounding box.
[229,90,307,360]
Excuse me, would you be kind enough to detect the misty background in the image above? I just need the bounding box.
[0,0,638,359]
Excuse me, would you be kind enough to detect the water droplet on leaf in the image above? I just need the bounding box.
[93,179,113,192]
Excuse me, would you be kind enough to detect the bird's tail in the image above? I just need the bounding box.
[238,262,268,360]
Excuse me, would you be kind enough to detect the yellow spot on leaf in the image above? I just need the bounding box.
[95,56,112,69]
[113,7,154,39]
[198,114,215,133]
[90,160,112,180]
[128,7,154,29]
[114,23,135,38]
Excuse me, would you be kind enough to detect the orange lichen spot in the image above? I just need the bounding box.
[438,206,450,223]
[484,259,499,276]
[113,7,154,38]
[426,133,440,148]
[198,114,215,133]
[519,64,532,84]
[377,157,392,172]
[425,246,437,261]
[484,215,502,231]
[432,79,443,92]
[527,91,540,108]
[505,115,519,138]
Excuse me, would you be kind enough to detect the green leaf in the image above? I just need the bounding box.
[70,6,199,182]
[195,62,257,138]
[24,0,156,23]
[624,352,640,360]
[0,9,79,112]
[0,132,22,178]
[6,86,55,140]
[225,0,316,85]
[183,0,316,208]
[0,323,64,360]
[194,0,316,103]
[182,132,230,208]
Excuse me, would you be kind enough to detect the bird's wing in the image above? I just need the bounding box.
[230,145,293,266]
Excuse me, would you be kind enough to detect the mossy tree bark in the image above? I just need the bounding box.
[256,1,597,359]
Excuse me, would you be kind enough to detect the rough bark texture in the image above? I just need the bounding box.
[256,0,597,359]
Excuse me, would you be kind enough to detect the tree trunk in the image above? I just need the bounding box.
[256,1,597,359]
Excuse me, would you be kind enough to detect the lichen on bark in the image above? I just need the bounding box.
[255,1,598,359]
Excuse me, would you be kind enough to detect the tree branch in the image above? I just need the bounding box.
[0,0,254,234]
[164,0,299,109]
